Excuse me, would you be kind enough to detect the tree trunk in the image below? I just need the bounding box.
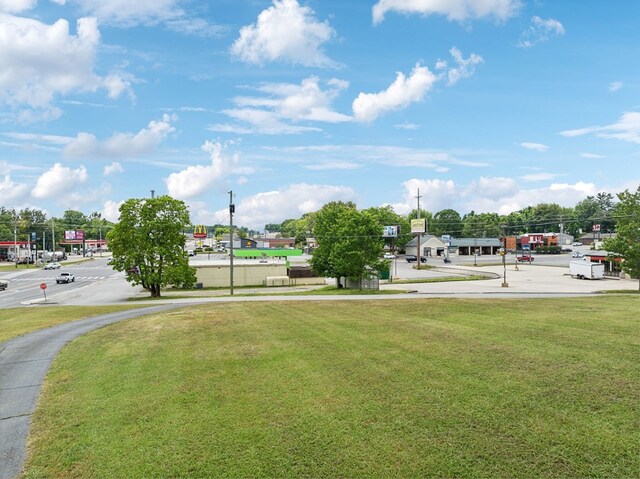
[150,284,161,297]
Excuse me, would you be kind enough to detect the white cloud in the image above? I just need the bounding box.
[0,175,30,201]
[231,0,337,67]
[67,0,183,27]
[165,140,244,200]
[103,162,124,176]
[192,183,357,230]
[0,0,36,13]
[401,178,458,213]
[64,114,175,158]
[580,153,604,159]
[520,172,564,181]
[465,176,519,201]
[211,77,350,135]
[395,123,419,130]
[31,163,88,199]
[560,111,640,144]
[0,14,131,120]
[103,199,124,223]
[609,81,623,92]
[305,161,360,171]
[164,18,226,37]
[437,47,484,85]
[372,0,522,24]
[518,16,565,48]
[353,64,437,122]
[520,142,549,152]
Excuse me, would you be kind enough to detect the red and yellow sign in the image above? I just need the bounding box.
[193,225,207,239]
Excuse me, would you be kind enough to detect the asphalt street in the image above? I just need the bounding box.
[0,304,185,479]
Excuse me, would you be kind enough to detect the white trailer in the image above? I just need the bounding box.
[569,260,604,280]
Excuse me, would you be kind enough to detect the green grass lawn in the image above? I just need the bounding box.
[24,297,640,478]
[0,306,144,343]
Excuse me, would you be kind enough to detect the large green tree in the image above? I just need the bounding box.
[107,196,195,297]
[432,209,463,237]
[310,202,384,287]
[603,187,640,290]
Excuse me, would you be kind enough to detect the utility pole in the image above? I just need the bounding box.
[51,218,55,254]
[13,222,17,269]
[416,188,422,265]
[501,225,509,287]
[151,189,155,199]
[229,190,235,296]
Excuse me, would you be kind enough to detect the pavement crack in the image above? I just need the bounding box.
[0,413,30,421]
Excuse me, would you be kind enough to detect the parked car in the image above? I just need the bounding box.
[56,272,75,284]
[517,255,534,262]
[405,255,427,263]
[0,279,8,291]
[572,242,583,246]
[43,262,61,270]
[383,253,396,259]
[572,252,584,258]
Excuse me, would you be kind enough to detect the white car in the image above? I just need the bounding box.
[56,272,75,284]
[383,253,396,259]
[572,252,584,258]
[43,262,61,270]
[572,242,583,246]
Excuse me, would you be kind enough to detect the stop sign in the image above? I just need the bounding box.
[40,282,47,290]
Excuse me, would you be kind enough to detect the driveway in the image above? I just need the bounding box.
[0,304,184,479]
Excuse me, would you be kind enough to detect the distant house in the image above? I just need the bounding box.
[404,235,447,257]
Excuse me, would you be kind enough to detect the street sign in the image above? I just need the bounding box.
[40,282,47,290]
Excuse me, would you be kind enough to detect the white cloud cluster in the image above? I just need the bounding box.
[102,199,124,223]
[353,64,437,122]
[0,175,30,202]
[211,77,350,135]
[353,48,482,122]
[103,162,124,176]
[165,140,244,200]
[31,163,87,199]
[64,114,175,158]
[393,177,598,217]
[0,0,36,13]
[231,0,337,67]
[192,183,357,230]
[436,47,484,85]
[67,0,182,27]
[520,142,548,152]
[560,111,640,144]
[372,0,522,24]
[0,14,131,120]
[518,16,565,48]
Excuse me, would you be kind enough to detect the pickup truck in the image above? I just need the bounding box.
[56,272,75,284]
[0,279,8,291]
[517,255,534,262]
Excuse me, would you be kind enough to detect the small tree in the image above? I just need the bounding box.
[603,186,640,290]
[107,196,196,297]
[310,202,384,288]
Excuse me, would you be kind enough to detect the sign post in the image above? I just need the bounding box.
[40,282,47,302]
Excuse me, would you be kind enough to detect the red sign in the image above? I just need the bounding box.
[40,282,47,290]
[193,225,207,239]
[592,224,601,232]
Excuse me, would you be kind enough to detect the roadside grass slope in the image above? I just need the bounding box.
[24,297,639,478]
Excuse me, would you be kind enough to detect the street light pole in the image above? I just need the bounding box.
[229,190,235,296]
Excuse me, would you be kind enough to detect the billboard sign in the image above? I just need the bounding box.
[410,219,426,234]
[193,225,207,239]
[592,224,601,232]
[64,230,84,240]
[382,225,399,238]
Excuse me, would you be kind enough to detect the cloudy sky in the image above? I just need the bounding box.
[1,0,639,229]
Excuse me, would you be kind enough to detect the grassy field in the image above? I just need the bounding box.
[0,306,144,342]
[24,297,639,478]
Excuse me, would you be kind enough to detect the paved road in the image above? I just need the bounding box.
[0,304,184,479]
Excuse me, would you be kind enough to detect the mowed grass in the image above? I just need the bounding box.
[0,305,144,343]
[25,297,640,478]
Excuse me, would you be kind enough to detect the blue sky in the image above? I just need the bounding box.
[1,0,638,229]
